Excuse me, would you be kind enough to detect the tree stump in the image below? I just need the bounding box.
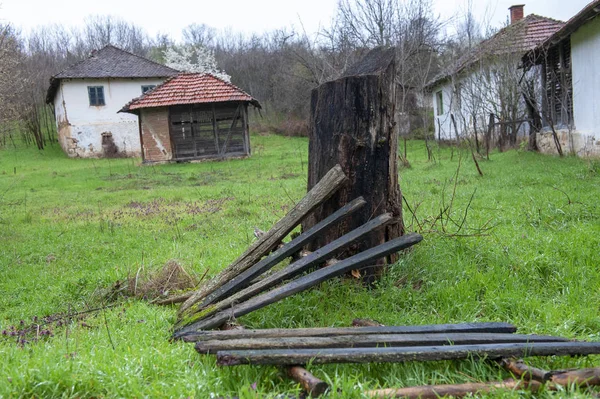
[303,47,403,282]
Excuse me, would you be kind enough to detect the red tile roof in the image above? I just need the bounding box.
[121,73,260,112]
[427,14,564,88]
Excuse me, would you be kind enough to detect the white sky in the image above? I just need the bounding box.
[0,0,592,41]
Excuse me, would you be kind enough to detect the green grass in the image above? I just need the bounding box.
[0,136,599,398]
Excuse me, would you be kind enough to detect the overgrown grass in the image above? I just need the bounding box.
[0,136,599,398]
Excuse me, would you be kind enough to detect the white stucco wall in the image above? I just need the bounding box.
[53,78,166,157]
[432,80,460,140]
[569,15,600,156]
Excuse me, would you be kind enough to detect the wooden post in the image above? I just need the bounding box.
[303,47,403,282]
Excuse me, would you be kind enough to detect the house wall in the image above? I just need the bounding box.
[140,107,172,162]
[432,80,462,140]
[53,78,166,158]
[570,15,600,156]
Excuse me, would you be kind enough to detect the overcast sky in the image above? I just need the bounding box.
[1,0,591,41]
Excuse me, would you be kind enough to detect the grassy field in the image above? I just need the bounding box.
[0,135,599,398]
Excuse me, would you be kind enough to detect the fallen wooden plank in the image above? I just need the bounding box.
[199,197,367,308]
[174,232,422,336]
[287,366,329,397]
[364,367,600,398]
[175,213,396,332]
[352,319,384,327]
[364,379,540,398]
[216,341,600,366]
[178,164,348,315]
[178,322,518,343]
[549,367,600,387]
[195,332,569,354]
[500,358,551,382]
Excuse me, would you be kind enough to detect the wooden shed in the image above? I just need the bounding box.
[120,73,260,163]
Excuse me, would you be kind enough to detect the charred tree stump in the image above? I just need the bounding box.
[304,47,403,282]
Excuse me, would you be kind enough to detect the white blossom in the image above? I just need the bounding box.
[163,44,230,82]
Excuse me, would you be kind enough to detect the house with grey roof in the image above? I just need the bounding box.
[46,45,177,158]
[426,5,564,146]
[524,0,600,157]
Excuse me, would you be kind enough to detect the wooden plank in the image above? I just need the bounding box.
[177,164,348,318]
[179,322,518,343]
[199,197,367,308]
[364,379,540,398]
[216,342,600,366]
[174,232,422,336]
[176,212,393,332]
[195,333,569,354]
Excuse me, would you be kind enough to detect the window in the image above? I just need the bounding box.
[88,86,105,106]
[141,85,156,94]
[436,90,443,116]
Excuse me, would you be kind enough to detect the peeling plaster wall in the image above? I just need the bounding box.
[53,78,166,158]
[569,16,600,157]
[140,107,172,162]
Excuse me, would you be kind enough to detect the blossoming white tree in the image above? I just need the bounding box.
[163,44,230,82]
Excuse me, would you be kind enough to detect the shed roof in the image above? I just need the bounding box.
[120,73,261,113]
[46,45,177,103]
[427,14,564,88]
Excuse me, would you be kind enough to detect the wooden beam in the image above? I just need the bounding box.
[177,164,348,317]
[199,197,367,307]
[176,212,394,332]
[174,232,422,336]
[216,342,600,366]
[499,358,551,382]
[287,366,329,397]
[363,379,540,398]
[179,322,518,343]
[195,333,568,354]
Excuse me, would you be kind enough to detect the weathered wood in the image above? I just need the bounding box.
[500,358,551,382]
[364,379,540,398]
[199,197,367,308]
[352,319,384,327]
[175,213,396,332]
[305,47,403,282]
[174,232,421,337]
[216,342,600,366]
[178,164,348,315]
[287,366,329,397]
[550,367,600,387]
[178,322,518,343]
[195,333,568,354]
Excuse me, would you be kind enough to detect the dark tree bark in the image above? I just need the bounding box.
[303,47,403,281]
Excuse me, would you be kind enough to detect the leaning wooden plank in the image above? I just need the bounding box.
[364,379,541,398]
[173,232,422,337]
[216,341,600,366]
[180,323,517,344]
[178,164,348,315]
[195,332,569,354]
[175,213,396,331]
[199,197,367,308]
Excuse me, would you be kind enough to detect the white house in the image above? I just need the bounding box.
[426,5,564,147]
[526,0,600,157]
[46,45,177,158]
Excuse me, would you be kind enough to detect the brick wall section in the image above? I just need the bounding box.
[140,107,172,162]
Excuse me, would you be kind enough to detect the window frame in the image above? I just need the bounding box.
[435,90,444,116]
[88,86,105,106]
[141,85,156,94]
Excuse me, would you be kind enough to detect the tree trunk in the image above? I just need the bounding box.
[303,47,403,282]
